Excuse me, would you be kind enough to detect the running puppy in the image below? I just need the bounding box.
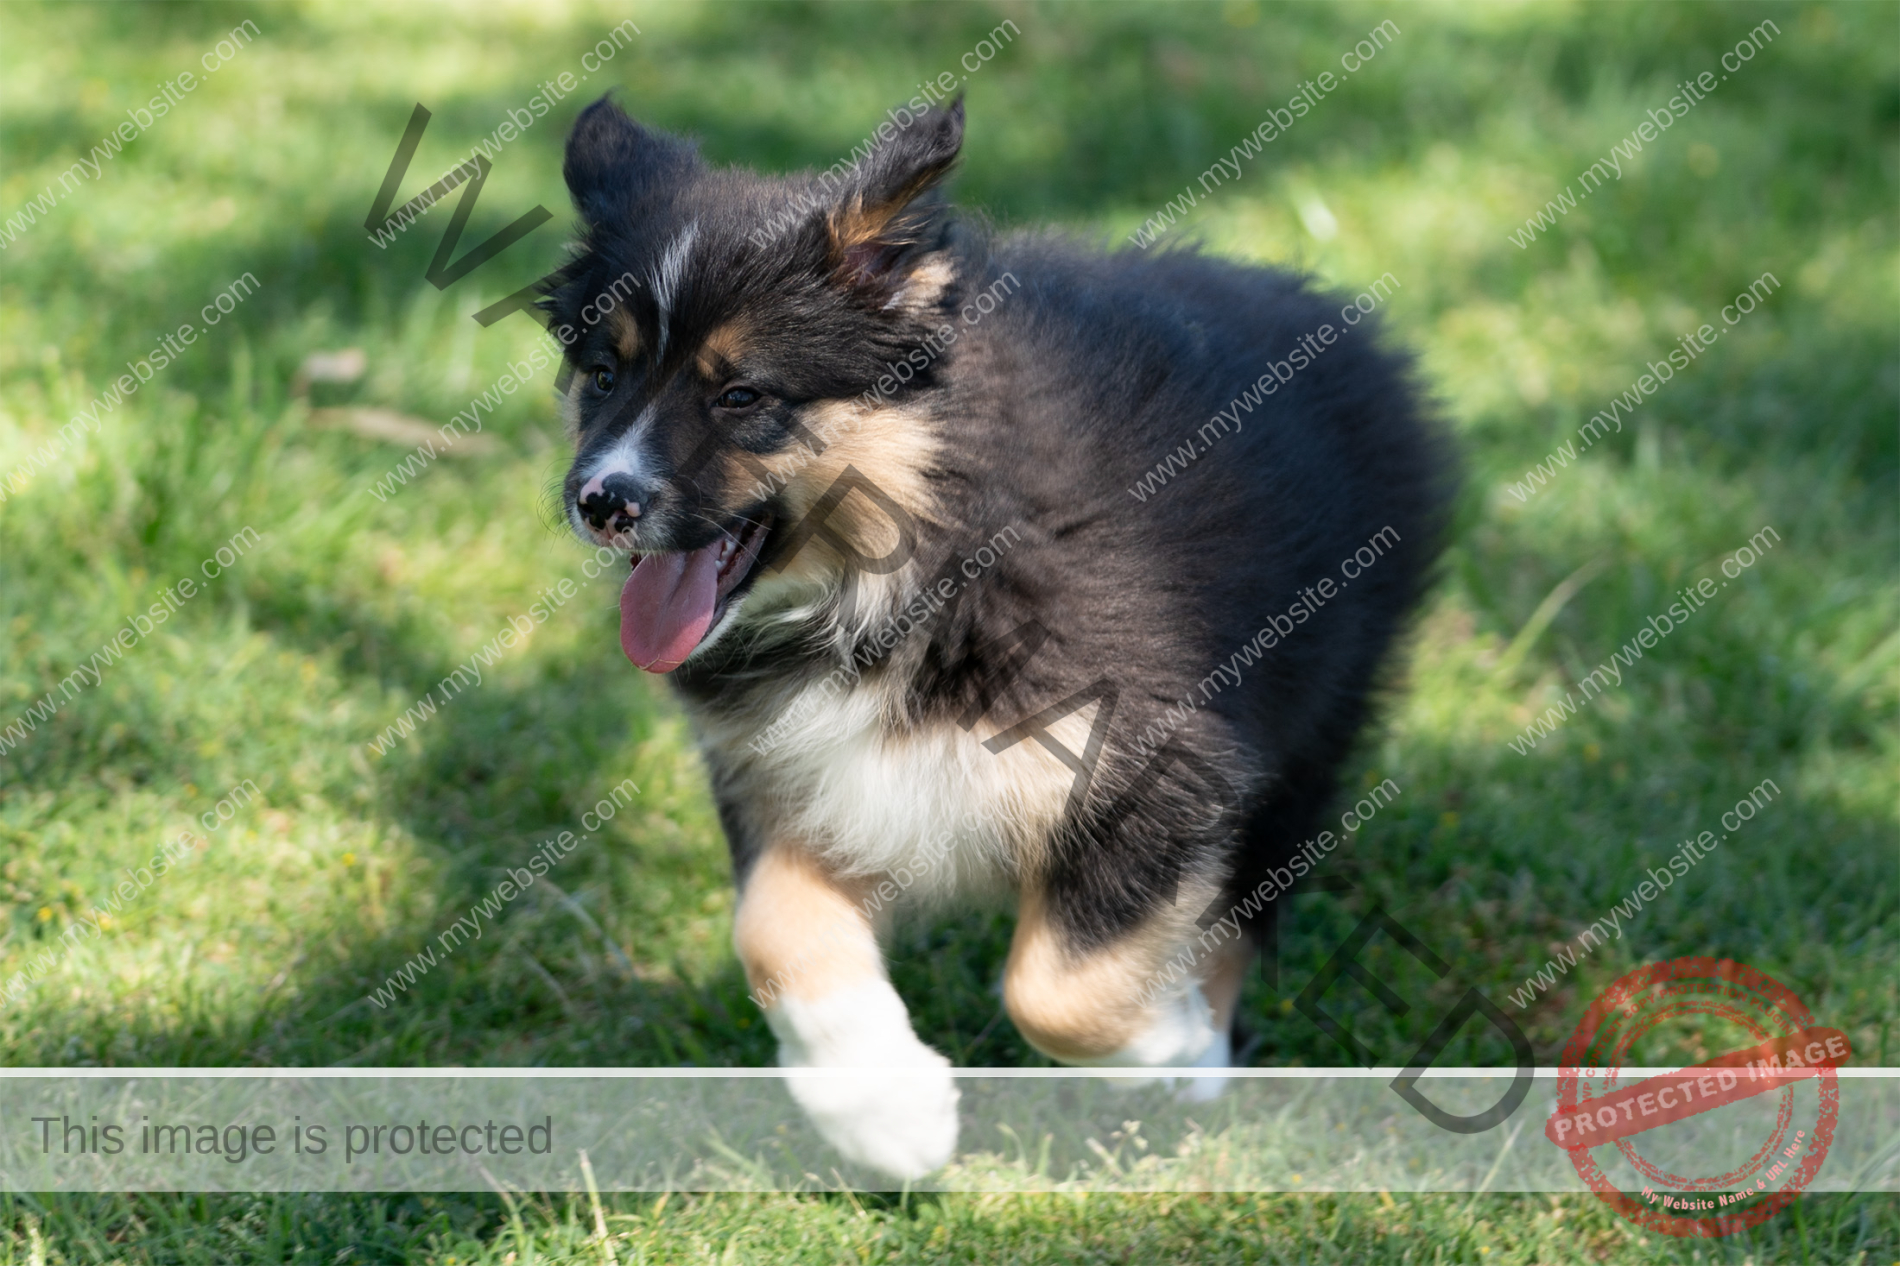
[544,96,1452,1178]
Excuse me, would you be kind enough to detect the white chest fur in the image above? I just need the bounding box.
[708,673,1091,906]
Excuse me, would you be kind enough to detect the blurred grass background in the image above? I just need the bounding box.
[0,0,1894,1260]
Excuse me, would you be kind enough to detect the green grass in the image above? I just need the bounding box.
[1,0,1895,1260]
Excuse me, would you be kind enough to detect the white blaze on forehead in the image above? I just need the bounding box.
[650,222,698,360]
[579,401,658,488]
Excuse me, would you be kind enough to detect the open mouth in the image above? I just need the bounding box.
[618,515,772,673]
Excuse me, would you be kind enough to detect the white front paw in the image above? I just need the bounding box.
[782,1043,960,1179]
[766,981,961,1179]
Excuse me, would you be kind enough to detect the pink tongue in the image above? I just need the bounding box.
[619,544,723,672]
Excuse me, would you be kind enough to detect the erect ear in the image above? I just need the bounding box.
[563,96,698,226]
[825,99,964,303]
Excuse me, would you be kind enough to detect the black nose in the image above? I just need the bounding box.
[578,471,648,534]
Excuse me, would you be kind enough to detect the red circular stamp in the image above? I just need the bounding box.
[1545,957,1848,1238]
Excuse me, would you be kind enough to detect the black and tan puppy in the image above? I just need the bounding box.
[544,95,1451,1177]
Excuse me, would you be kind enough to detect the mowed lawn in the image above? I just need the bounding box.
[1,1,1894,1261]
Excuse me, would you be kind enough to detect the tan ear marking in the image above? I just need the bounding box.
[826,194,901,259]
[826,164,945,271]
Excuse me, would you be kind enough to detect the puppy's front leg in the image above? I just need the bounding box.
[734,843,959,1178]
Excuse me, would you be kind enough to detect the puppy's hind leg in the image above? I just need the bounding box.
[1003,887,1253,1099]
[734,843,959,1179]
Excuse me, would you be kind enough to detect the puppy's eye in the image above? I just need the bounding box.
[592,368,616,394]
[715,387,761,411]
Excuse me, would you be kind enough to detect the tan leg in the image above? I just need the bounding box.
[734,846,880,1008]
[732,844,959,1178]
[1004,887,1252,1076]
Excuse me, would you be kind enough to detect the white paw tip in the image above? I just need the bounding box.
[1176,1025,1235,1102]
[787,1063,961,1179]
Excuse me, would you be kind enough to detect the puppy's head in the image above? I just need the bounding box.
[544,96,964,673]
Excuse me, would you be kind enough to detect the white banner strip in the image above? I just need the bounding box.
[2,1071,1894,1193]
